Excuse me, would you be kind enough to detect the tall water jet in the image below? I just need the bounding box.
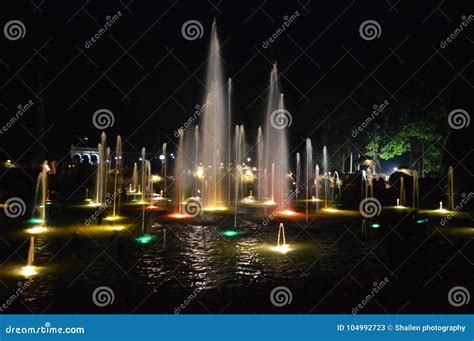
[227,78,232,206]
[400,176,405,206]
[140,147,147,203]
[132,162,138,192]
[21,236,38,277]
[174,130,185,213]
[32,161,48,227]
[273,223,289,253]
[95,132,107,204]
[257,127,264,199]
[200,20,229,209]
[295,152,300,199]
[349,152,353,173]
[305,139,313,222]
[162,143,167,197]
[322,146,329,208]
[447,166,454,211]
[112,135,122,217]
[314,164,320,213]
[263,64,289,204]
[412,170,419,209]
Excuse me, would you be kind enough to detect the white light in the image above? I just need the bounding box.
[393,167,398,171]
[247,157,251,162]
[159,155,165,160]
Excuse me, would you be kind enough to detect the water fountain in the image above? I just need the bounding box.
[132,162,138,193]
[323,146,329,208]
[349,152,353,173]
[447,166,454,211]
[162,142,167,197]
[272,223,289,253]
[21,236,38,277]
[412,170,419,209]
[400,176,405,207]
[262,64,289,205]
[112,135,122,217]
[257,127,264,199]
[305,138,313,222]
[95,132,107,204]
[295,152,301,199]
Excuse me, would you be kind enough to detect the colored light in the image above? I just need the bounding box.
[370,223,380,229]
[104,216,121,221]
[169,213,189,219]
[222,230,239,237]
[203,206,228,211]
[111,225,125,231]
[323,208,338,213]
[26,226,48,234]
[135,234,156,244]
[280,210,296,216]
[263,200,276,206]
[416,219,428,224]
[272,244,290,254]
[29,218,44,225]
[20,265,39,277]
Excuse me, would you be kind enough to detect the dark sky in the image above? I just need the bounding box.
[0,0,472,167]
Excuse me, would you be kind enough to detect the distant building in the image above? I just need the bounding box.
[70,146,99,165]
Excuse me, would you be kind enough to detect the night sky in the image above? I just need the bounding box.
[0,0,472,170]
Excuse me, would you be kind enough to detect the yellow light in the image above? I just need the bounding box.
[195,167,204,178]
[272,244,290,254]
[323,208,339,213]
[20,265,39,277]
[280,210,296,216]
[169,213,190,219]
[151,175,162,182]
[111,225,125,231]
[87,202,101,207]
[104,216,121,221]
[263,200,276,206]
[203,206,228,211]
[26,226,48,234]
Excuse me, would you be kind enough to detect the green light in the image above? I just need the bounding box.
[29,218,44,224]
[135,234,156,244]
[416,219,427,224]
[46,201,54,206]
[222,230,239,237]
[370,223,380,229]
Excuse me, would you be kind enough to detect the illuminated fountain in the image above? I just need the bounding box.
[399,176,406,207]
[132,162,138,193]
[261,64,289,205]
[112,135,122,217]
[95,132,107,204]
[272,223,290,254]
[412,170,419,209]
[447,166,454,211]
[29,161,49,233]
[21,236,39,277]
[305,138,313,222]
[323,146,329,208]
[295,152,301,199]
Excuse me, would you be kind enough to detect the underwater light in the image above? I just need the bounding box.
[20,265,39,277]
[26,226,48,234]
[280,210,296,216]
[135,234,156,244]
[416,218,428,224]
[272,244,290,254]
[370,223,380,229]
[111,225,125,231]
[222,230,239,237]
[323,208,338,213]
[104,216,121,221]
[169,213,189,219]
[204,206,228,211]
[29,218,44,225]
[263,200,276,206]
